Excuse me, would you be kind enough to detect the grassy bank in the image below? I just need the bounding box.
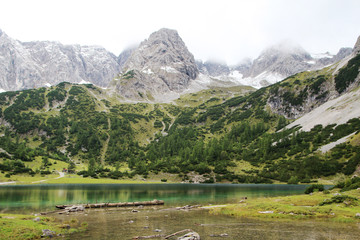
[0,213,87,240]
[0,173,177,185]
[209,188,360,222]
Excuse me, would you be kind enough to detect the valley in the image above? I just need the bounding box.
[1,25,360,240]
[1,41,360,185]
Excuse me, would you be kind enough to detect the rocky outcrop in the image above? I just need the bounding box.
[118,46,136,70]
[196,60,230,77]
[267,36,360,121]
[0,29,120,91]
[353,35,360,55]
[111,28,198,101]
[246,41,313,78]
[196,42,352,90]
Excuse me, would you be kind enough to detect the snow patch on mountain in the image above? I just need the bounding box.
[160,66,178,73]
[79,80,91,84]
[142,68,154,74]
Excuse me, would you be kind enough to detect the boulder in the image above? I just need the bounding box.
[42,229,56,238]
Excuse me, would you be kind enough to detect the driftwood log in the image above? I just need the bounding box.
[55,199,164,209]
[164,229,193,239]
[132,234,164,239]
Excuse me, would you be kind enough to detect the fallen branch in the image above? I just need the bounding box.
[132,234,164,239]
[164,229,193,239]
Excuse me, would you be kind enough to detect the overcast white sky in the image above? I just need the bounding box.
[1,0,359,64]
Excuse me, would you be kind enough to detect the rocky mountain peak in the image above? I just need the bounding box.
[244,41,312,80]
[124,28,198,80]
[196,60,230,77]
[353,35,360,55]
[115,28,198,101]
[262,40,310,57]
[0,30,120,91]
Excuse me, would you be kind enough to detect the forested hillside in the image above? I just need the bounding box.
[1,52,360,183]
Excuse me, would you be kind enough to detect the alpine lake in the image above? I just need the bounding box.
[1,183,360,239]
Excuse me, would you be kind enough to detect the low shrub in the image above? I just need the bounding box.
[320,195,358,206]
[305,184,324,194]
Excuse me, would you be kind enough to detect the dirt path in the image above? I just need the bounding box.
[31,171,65,184]
[0,181,16,185]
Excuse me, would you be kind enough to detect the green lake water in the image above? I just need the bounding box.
[0,183,309,213]
[2,184,360,239]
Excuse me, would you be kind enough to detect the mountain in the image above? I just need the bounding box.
[246,41,313,79]
[0,29,120,92]
[110,28,198,101]
[196,60,230,76]
[0,28,353,102]
[197,41,352,89]
[1,34,360,184]
[118,46,136,70]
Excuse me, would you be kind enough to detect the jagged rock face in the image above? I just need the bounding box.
[353,35,360,55]
[232,58,252,74]
[314,48,353,67]
[117,28,198,100]
[197,43,353,90]
[196,60,230,77]
[245,42,313,78]
[266,36,360,120]
[118,47,136,70]
[0,29,120,91]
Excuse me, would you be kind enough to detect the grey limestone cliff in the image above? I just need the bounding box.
[112,28,198,101]
[0,29,120,91]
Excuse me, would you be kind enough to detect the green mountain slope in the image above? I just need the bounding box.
[1,51,360,184]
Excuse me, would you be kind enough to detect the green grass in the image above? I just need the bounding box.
[0,171,182,185]
[209,189,360,222]
[0,213,87,240]
[175,86,254,108]
[45,174,166,184]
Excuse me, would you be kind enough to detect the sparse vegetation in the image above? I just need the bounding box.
[0,213,87,240]
[335,54,360,93]
[209,188,360,222]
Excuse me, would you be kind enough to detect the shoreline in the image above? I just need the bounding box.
[208,188,360,223]
[0,181,16,185]
[0,173,335,185]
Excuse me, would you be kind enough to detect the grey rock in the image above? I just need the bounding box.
[118,46,136,70]
[197,60,230,77]
[210,233,229,237]
[198,42,352,89]
[111,28,198,101]
[0,29,120,91]
[353,35,360,55]
[42,229,56,238]
[33,217,41,222]
[246,41,313,79]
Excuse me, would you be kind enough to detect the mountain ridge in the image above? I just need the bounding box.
[0,37,360,184]
[0,28,353,99]
[0,29,120,92]
[110,28,198,101]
